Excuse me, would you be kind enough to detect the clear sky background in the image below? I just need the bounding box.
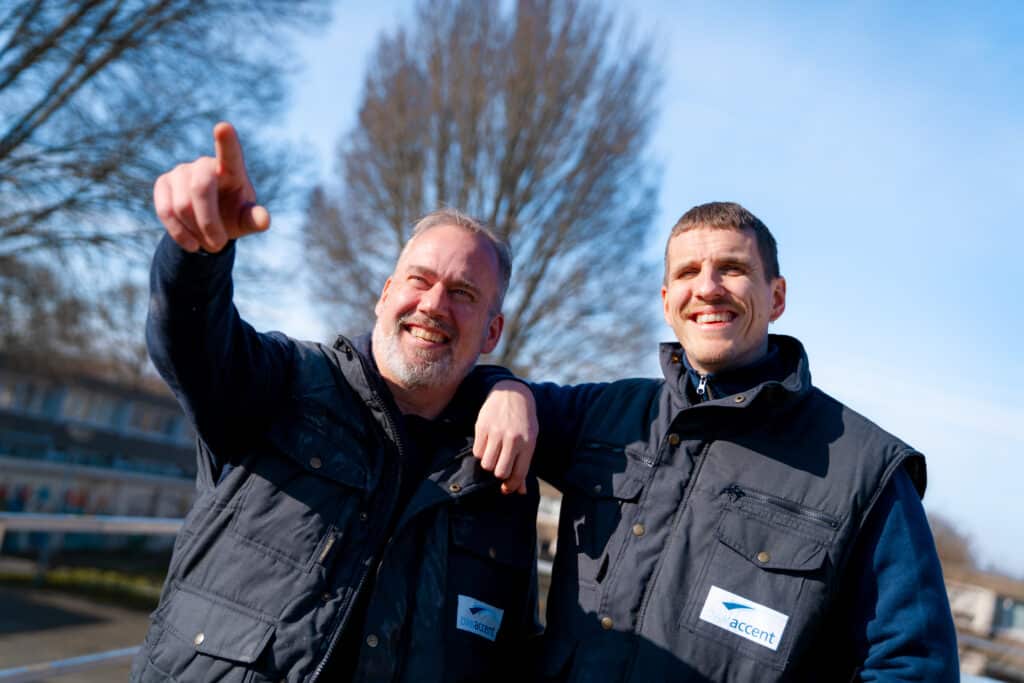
[242,1,1023,574]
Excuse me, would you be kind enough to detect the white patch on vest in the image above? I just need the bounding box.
[699,585,789,651]
[456,594,504,642]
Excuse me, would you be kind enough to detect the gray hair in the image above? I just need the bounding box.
[400,208,512,312]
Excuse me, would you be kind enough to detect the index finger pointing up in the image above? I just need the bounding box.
[213,121,247,181]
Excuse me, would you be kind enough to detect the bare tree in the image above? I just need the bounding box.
[0,255,150,379]
[0,0,330,362]
[929,513,976,569]
[305,0,661,381]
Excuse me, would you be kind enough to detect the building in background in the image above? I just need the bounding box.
[947,565,1024,681]
[0,354,195,553]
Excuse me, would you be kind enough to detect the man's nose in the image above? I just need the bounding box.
[417,282,449,315]
[694,268,725,298]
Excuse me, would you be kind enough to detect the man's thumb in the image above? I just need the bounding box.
[238,204,271,235]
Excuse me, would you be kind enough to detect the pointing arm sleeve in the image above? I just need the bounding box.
[146,234,293,470]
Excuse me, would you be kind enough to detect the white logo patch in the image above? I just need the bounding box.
[456,595,504,642]
[698,585,789,651]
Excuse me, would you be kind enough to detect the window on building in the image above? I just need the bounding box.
[0,372,15,409]
[130,403,178,436]
[62,387,94,421]
[0,373,52,414]
[86,393,119,426]
[994,596,1024,640]
[23,380,50,414]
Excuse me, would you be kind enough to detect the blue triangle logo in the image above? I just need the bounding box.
[723,601,752,611]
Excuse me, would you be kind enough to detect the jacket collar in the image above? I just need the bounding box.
[659,334,812,412]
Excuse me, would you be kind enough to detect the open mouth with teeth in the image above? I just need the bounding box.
[404,324,451,346]
[689,311,737,326]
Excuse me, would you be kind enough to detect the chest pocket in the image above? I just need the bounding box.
[443,491,540,679]
[228,411,370,572]
[681,486,839,670]
[561,444,647,591]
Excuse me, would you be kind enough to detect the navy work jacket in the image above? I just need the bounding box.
[530,336,958,682]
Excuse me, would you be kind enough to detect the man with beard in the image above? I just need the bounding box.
[131,123,540,682]
[478,202,958,681]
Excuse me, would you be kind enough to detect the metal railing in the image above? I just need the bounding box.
[0,512,183,548]
[0,513,182,681]
[0,511,557,681]
[0,648,140,683]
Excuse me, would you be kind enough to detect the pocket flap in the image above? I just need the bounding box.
[564,446,645,501]
[717,511,828,572]
[267,414,368,491]
[159,584,275,664]
[450,512,535,569]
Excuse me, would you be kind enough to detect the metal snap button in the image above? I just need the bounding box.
[757,551,770,563]
[449,483,462,493]
[592,484,603,494]
[734,395,746,404]
[488,547,497,559]
[600,616,614,630]
[632,524,646,537]
[359,511,369,521]
[193,632,205,646]
[366,634,379,648]
[667,433,681,446]
[309,456,322,469]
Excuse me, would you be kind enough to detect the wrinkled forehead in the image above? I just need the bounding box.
[397,224,501,290]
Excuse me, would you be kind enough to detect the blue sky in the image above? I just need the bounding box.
[245,1,1024,574]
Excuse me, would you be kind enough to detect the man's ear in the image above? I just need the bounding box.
[769,276,786,322]
[374,277,393,317]
[661,284,672,326]
[481,313,504,354]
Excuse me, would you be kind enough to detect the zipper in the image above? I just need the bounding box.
[724,485,838,528]
[311,342,408,683]
[636,441,712,631]
[696,374,709,400]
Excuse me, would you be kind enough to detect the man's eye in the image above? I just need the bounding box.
[451,288,474,301]
[678,268,699,279]
[409,275,428,286]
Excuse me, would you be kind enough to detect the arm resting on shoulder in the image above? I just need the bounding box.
[525,381,608,488]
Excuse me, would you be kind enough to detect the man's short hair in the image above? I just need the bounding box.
[402,208,513,313]
[664,202,780,282]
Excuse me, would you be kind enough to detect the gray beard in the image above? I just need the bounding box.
[372,318,464,390]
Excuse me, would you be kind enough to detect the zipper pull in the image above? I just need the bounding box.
[696,374,709,400]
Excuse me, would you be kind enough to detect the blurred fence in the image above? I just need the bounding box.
[0,513,184,681]
[0,511,556,681]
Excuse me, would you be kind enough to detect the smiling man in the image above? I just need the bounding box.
[491,202,959,681]
[373,216,506,415]
[131,123,540,682]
